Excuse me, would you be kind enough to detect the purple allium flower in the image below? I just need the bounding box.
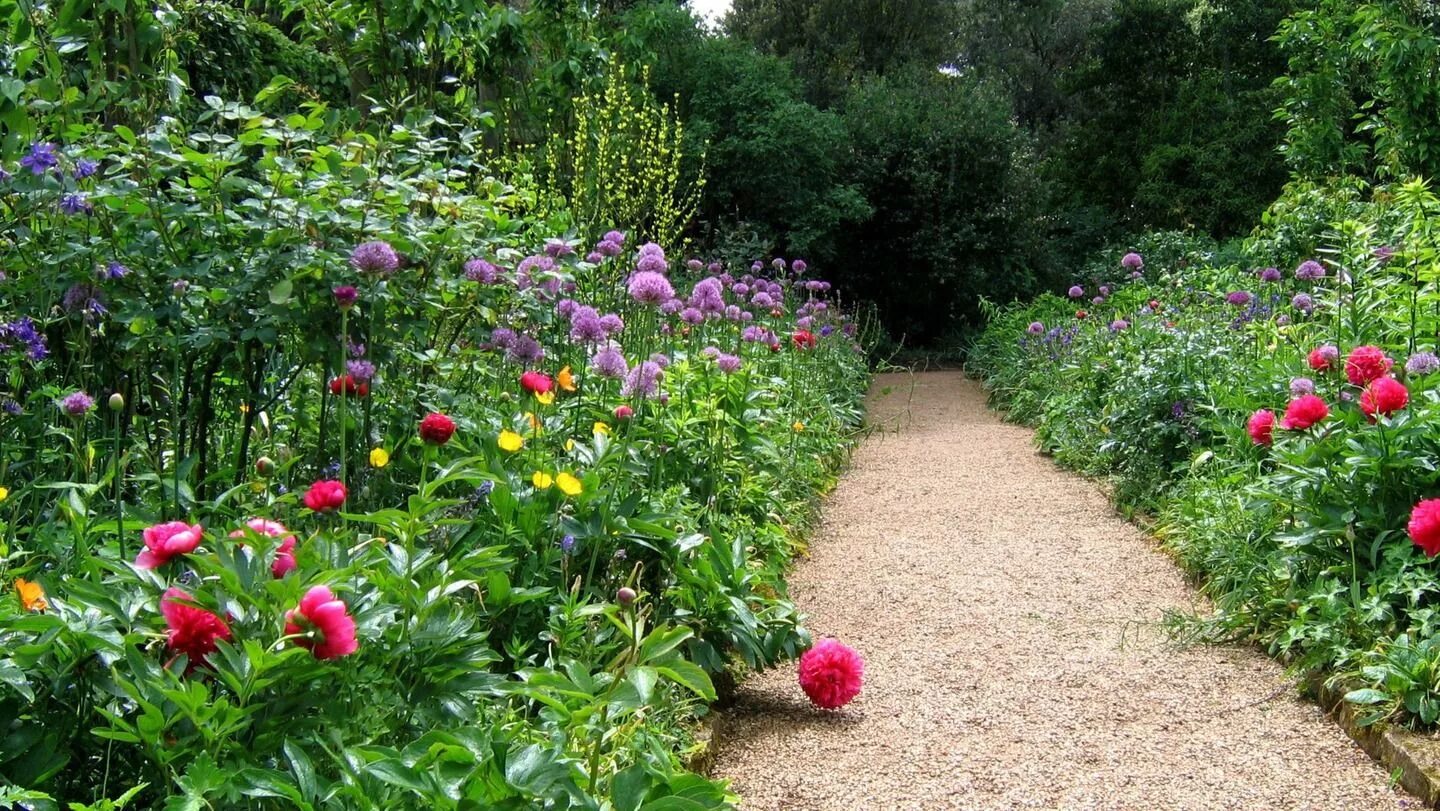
[544,239,575,258]
[1290,377,1316,396]
[59,193,92,215]
[346,360,376,383]
[172,280,189,296]
[464,258,501,283]
[636,253,668,275]
[590,345,628,379]
[724,305,743,321]
[569,307,607,344]
[0,317,48,361]
[679,307,704,325]
[1091,296,1105,306]
[689,277,726,313]
[599,313,624,335]
[1068,285,1084,299]
[686,259,704,272]
[732,283,750,297]
[20,143,58,175]
[515,254,556,290]
[1340,390,1355,403]
[1129,271,1143,280]
[333,285,358,308]
[1406,352,1440,376]
[771,258,786,270]
[649,353,670,369]
[489,328,517,350]
[659,298,684,316]
[717,353,742,374]
[1121,252,1144,271]
[708,262,723,275]
[596,239,622,258]
[101,261,128,280]
[1295,260,1325,280]
[621,361,664,399]
[1109,319,1128,332]
[348,341,366,358]
[59,391,94,417]
[556,298,579,319]
[628,271,674,304]
[1316,344,1340,366]
[796,316,814,330]
[1099,285,1111,296]
[584,251,603,264]
[350,241,400,274]
[700,345,721,359]
[506,334,544,365]
[62,283,106,320]
[604,230,626,246]
[1225,290,1252,306]
[750,292,776,309]
[1292,293,1314,312]
[1258,267,1282,283]
[1027,322,1044,335]
[637,242,664,257]
[740,311,754,322]
[793,259,808,274]
[73,159,99,179]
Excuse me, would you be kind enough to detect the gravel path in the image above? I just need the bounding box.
[713,371,1415,810]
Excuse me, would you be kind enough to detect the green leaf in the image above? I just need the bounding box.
[268,279,293,305]
[1344,688,1390,705]
[655,660,715,702]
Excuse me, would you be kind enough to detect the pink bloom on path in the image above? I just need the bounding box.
[1410,499,1440,557]
[136,521,203,569]
[162,588,232,671]
[285,585,358,660]
[798,638,863,710]
[229,518,298,578]
[1247,409,1275,446]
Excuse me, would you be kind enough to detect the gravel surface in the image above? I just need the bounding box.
[713,371,1416,810]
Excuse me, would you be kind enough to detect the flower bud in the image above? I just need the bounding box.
[107,392,124,412]
[616,587,637,606]
[255,456,276,477]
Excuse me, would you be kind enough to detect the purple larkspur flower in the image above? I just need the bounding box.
[1290,377,1316,396]
[59,391,94,417]
[464,258,501,283]
[346,360,376,383]
[590,345,628,378]
[628,271,674,304]
[351,241,400,274]
[101,261,128,280]
[62,283,106,320]
[1068,285,1084,299]
[59,193,92,215]
[1,399,20,415]
[20,143,58,175]
[1292,293,1314,312]
[1295,260,1325,281]
[1225,290,1252,306]
[1258,267,1282,283]
[621,361,664,399]
[0,317,48,361]
[1406,352,1440,376]
[73,159,99,179]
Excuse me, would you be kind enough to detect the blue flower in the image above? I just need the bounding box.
[19,143,58,175]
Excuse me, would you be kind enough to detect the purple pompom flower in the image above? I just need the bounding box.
[59,391,94,417]
[351,241,400,275]
[1295,260,1325,281]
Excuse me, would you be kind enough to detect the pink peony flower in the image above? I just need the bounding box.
[284,585,358,660]
[1410,499,1440,557]
[161,588,232,671]
[1360,376,1409,421]
[229,518,298,578]
[304,480,347,513]
[1345,345,1393,386]
[1280,394,1329,431]
[520,370,554,395]
[419,412,456,445]
[797,638,863,710]
[1247,409,1275,446]
[1308,345,1339,372]
[136,521,203,569]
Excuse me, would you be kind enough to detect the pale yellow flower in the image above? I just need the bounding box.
[792,421,805,433]
[498,430,524,452]
[557,472,583,497]
[532,471,554,490]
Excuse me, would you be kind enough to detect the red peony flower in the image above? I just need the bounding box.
[304,479,347,513]
[228,518,297,578]
[797,638,863,710]
[285,585,359,660]
[792,330,818,350]
[1247,409,1275,446]
[161,588,232,671]
[1280,394,1329,430]
[329,374,369,398]
[1360,376,1409,421]
[136,521,204,569]
[520,371,553,395]
[419,412,456,445]
[614,405,634,420]
[1345,345,1393,386]
[1409,499,1440,557]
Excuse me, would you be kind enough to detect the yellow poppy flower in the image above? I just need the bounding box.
[0,485,8,503]
[557,366,577,392]
[557,472,583,497]
[498,430,524,452]
[792,421,805,433]
[532,471,554,489]
[535,390,555,405]
[369,447,390,468]
[14,578,46,613]
[593,422,610,436]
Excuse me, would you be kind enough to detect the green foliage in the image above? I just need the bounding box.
[175,3,350,108]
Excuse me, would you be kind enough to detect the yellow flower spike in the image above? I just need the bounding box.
[792,421,806,433]
[593,422,610,436]
[557,472,583,497]
[535,390,555,405]
[557,366,577,393]
[14,578,47,613]
[498,430,524,453]
[532,471,554,490]
[0,485,8,503]
[369,447,390,468]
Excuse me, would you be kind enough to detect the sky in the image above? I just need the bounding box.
[689,0,732,25]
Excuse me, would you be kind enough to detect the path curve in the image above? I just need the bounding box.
[714,371,1414,810]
